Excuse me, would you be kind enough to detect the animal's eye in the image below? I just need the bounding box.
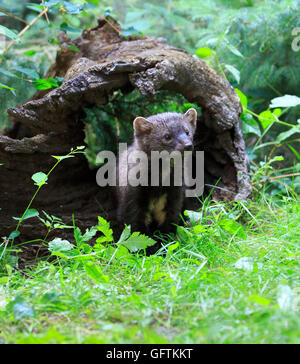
[164,134,172,141]
[184,129,189,136]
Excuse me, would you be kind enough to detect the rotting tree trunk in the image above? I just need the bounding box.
[0,17,251,262]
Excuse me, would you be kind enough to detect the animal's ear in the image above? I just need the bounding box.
[133,117,153,136]
[184,108,197,130]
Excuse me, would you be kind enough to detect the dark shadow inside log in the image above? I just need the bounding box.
[0,17,251,263]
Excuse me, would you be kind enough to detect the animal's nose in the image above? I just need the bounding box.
[184,143,193,151]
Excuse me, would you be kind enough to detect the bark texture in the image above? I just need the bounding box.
[0,17,251,261]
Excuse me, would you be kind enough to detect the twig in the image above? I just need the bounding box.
[41,0,50,24]
[266,172,300,181]
[0,8,28,24]
[2,7,48,55]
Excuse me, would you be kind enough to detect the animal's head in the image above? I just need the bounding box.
[133,108,197,154]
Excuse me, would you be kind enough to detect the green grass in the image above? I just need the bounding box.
[0,192,299,344]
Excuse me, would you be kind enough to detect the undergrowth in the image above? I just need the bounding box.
[0,189,299,344]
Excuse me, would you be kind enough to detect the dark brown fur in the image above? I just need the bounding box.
[116,109,197,238]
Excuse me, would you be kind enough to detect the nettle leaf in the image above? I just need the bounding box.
[48,238,73,253]
[225,64,240,84]
[270,95,300,108]
[195,47,212,58]
[13,209,39,222]
[32,172,48,186]
[0,25,19,41]
[235,88,247,110]
[240,112,261,136]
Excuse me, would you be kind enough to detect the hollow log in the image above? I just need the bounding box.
[0,17,251,261]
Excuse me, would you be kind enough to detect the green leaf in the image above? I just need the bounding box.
[67,45,80,53]
[8,231,20,240]
[13,209,39,222]
[34,78,59,90]
[240,112,261,136]
[276,124,300,143]
[52,155,74,161]
[84,262,109,283]
[48,238,73,253]
[0,83,16,95]
[95,216,114,243]
[258,109,276,130]
[121,26,142,37]
[117,226,156,253]
[0,25,19,40]
[32,172,48,186]
[11,66,39,80]
[235,88,247,109]
[225,64,240,84]
[224,39,244,58]
[249,295,271,306]
[219,219,246,238]
[270,95,300,109]
[195,47,212,58]
[24,50,36,56]
[0,68,16,78]
[184,210,202,225]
